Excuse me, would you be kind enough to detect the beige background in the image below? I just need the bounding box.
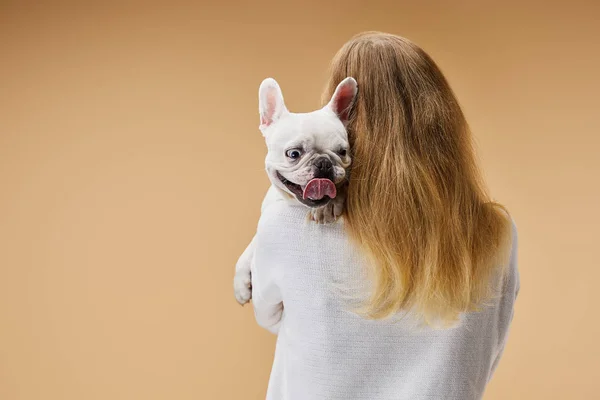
[1,1,599,399]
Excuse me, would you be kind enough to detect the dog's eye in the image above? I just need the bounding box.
[286,149,303,159]
[338,149,348,157]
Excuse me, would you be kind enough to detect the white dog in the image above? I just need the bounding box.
[233,77,358,305]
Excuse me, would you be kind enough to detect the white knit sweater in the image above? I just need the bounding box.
[251,197,519,400]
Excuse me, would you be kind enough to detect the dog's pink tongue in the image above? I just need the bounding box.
[303,178,337,200]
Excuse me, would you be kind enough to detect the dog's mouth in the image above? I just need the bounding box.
[276,172,335,208]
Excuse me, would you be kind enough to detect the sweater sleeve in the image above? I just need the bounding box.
[248,185,286,334]
[251,251,284,334]
[488,218,521,379]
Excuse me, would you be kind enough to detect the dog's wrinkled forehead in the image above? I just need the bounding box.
[265,110,348,152]
[258,76,357,153]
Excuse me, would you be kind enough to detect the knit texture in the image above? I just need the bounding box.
[251,199,519,400]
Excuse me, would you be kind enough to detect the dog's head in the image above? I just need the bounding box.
[258,77,357,208]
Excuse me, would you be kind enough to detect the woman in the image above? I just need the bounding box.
[250,31,519,400]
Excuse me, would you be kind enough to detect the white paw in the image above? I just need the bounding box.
[234,269,252,305]
[309,199,344,224]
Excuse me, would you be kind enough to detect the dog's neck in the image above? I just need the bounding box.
[273,185,296,203]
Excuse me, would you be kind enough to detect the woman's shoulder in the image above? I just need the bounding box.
[256,187,347,246]
[493,210,519,301]
[259,187,308,223]
[507,214,520,297]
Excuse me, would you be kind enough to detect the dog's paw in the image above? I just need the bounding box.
[310,205,336,224]
[234,269,252,305]
[310,199,344,224]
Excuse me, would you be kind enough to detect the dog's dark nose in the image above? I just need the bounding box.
[315,157,333,172]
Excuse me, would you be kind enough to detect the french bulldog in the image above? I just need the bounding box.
[233,76,358,305]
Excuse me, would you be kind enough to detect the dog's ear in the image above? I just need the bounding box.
[259,78,288,133]
[326,77,358,126]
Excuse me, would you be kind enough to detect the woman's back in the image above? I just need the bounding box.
[252,200,519,400]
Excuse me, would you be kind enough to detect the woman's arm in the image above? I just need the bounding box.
[249,185,286,333]
[488,219,521,379]
[250,250,284,334]
[233,185,284,305]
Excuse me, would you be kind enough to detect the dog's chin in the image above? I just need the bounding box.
[275,171,332,208]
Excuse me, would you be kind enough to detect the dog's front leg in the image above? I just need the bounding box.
[234,236,256,305]
[310,194,346,224]
[309,183,347,224]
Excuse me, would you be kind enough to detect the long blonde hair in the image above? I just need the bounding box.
[323,32,512,325]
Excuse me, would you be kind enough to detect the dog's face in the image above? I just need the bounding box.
[258,77,357,208]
